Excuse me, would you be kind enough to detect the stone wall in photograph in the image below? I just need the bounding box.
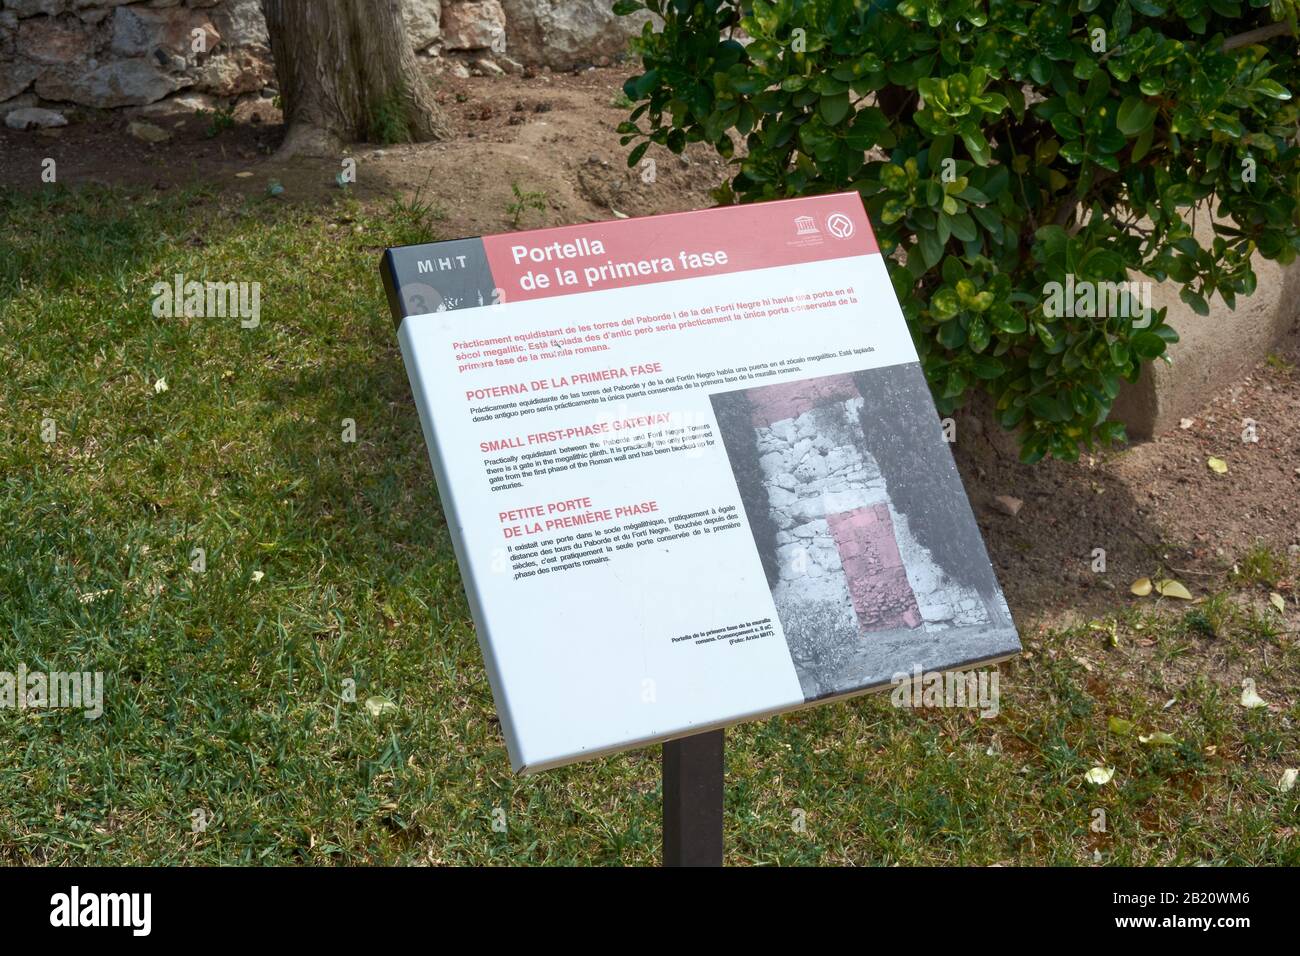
[750,380,989,642]
[1,0,647,120]
[716,371,997,700]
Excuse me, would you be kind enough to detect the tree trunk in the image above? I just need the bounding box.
[262,0,449,157]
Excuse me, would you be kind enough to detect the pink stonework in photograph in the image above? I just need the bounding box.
[746,374,862,428]
[826,504,923,632]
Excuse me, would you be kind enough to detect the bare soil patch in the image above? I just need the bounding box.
[0,67,728,237]
[958,338,1300,631]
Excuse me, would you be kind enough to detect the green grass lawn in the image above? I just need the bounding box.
[1,186,1296,865]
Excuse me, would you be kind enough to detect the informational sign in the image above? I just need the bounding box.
[381,193,1020,773]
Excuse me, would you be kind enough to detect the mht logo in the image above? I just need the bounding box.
[416,254,470,273]
[400,242,497,314]
[49,886,151,937]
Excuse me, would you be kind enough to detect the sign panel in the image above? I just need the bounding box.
[381,192,1020,773]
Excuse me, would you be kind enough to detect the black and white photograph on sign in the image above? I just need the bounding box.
[712,363,1017,701]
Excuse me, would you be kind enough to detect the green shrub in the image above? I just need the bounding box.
[614,0,1300,461]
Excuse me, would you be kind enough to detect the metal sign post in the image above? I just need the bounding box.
[662,729,725,866]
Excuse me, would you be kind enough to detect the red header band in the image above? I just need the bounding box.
[482,191,879,306]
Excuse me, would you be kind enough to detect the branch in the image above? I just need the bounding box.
[1052,169,1118,231]
[1053,196,1079,228]
[1222,22,1297,51]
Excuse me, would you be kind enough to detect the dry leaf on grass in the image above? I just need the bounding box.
[1155,579,1193,600]
[1139,732,1178,747]
[1240,681,1268,709]
[1085,767,1115,785]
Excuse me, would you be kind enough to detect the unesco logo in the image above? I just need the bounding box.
[826,213,854,239]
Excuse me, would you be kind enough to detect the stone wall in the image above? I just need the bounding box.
[0,0,645,119]
[500,0,648,70]
[1,0,274,114]
[1110,205,1300,439]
